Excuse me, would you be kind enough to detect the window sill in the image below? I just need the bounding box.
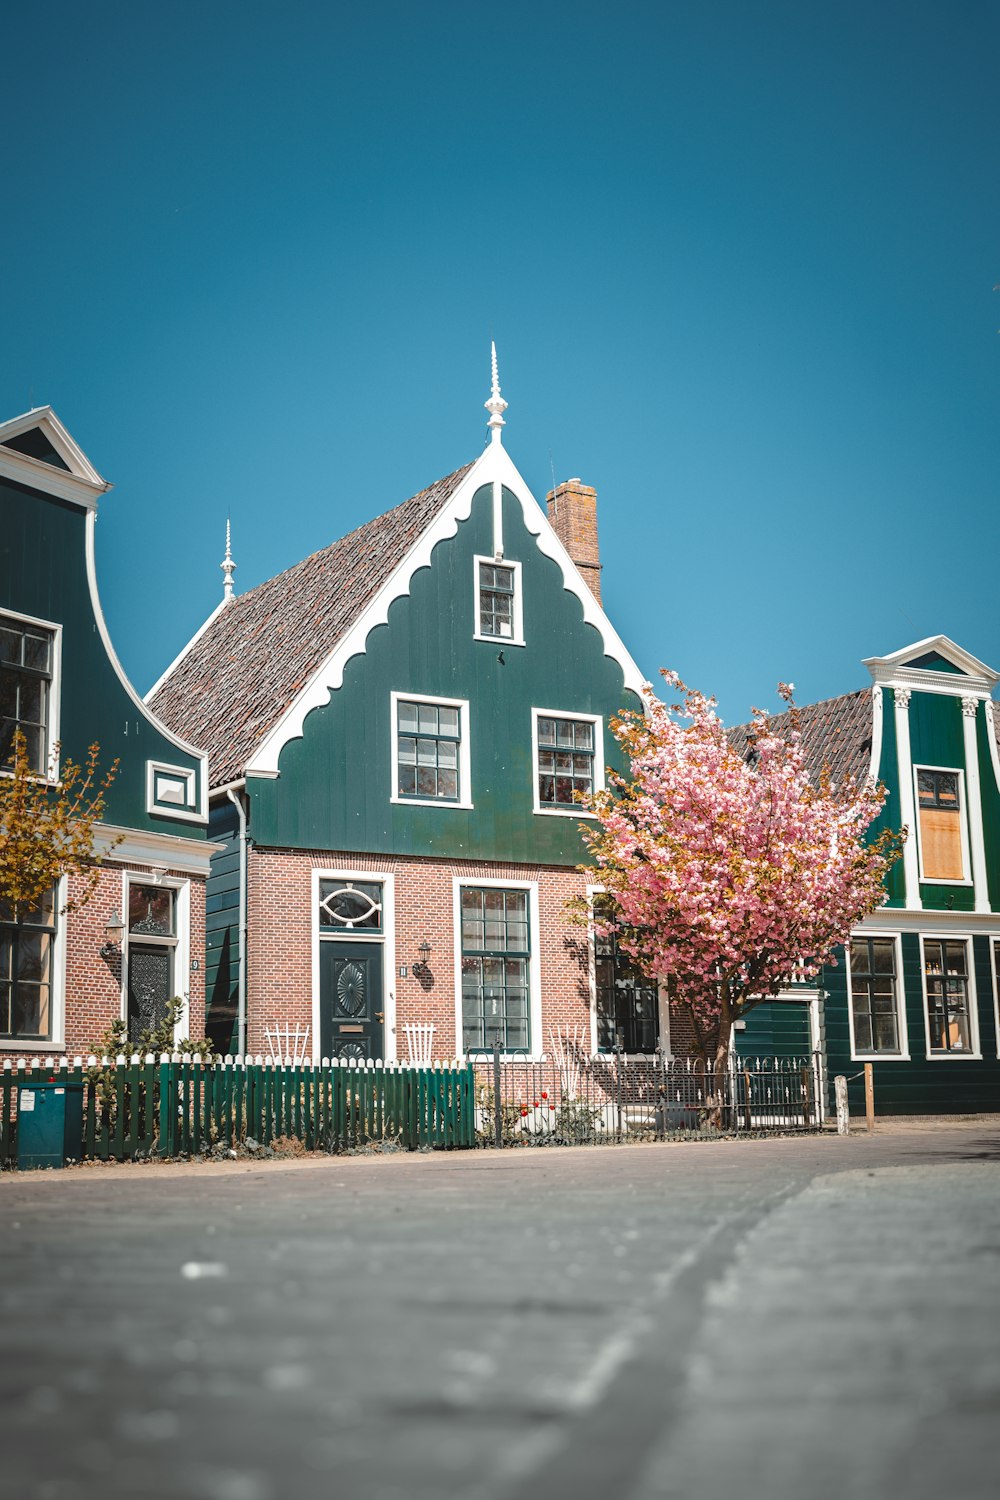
[473,633,526,648]
[533,805,597,820]
[391,796,474,811]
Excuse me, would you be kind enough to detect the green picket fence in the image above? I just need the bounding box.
[1,1054,477,1168]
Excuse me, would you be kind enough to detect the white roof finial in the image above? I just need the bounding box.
[485,341,507,444]
[221,518,236,603]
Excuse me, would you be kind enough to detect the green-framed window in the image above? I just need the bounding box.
[396,699,461,801]
[0,887,56,1041]
[0,613,55,774]
[460,887,530,1052]
[849,937,901,1055]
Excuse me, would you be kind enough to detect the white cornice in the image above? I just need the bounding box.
[0,406,110,507]
[246,442,646,776]
[93,823,222,877]
[863,635,999,696]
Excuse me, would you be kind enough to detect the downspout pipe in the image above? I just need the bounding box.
[225,786,248,1057]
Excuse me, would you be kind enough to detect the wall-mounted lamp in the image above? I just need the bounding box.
[100,910,125,959]
[413,940,432,976]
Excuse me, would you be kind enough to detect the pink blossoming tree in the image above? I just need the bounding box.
[580,673,904,1087]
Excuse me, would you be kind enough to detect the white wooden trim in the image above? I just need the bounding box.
[389,690,473,810]
[844,930,910,1062]
[246,440,646,777]
[452,876,542,1061]
[961,706,991,913]
[918,930,982,1060]
[472,554,524,646]
[530,707,604,819]
[912,763,972,887]
[310,868,396,1063]
[84,511,210,795]
[893,690,919,906]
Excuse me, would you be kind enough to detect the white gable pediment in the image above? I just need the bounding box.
[863,635,999,697]
[0,406,110,507]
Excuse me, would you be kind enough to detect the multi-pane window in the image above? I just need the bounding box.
[916,768,965,881]
[461,887,531,1052]
[396,700,461,801]
[594,900,658,1052]
[318,880,383,932]
[478,562,515,639]
[0,887,56,1040]
[537,716,595,808]
[850,937,901,1054]
[924,938,973,1053]
[0,614,54,773]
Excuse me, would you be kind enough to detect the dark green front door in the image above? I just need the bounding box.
[320,942,385,1060]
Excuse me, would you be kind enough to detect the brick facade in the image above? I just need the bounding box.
[546,479,602,603]
[2,860,206,1061]
[245,846,596,1060]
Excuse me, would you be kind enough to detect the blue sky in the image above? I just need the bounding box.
[2,1,997,722]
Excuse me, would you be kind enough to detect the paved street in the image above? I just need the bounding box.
[2,1127,998,1500]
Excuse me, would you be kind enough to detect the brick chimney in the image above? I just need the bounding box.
[546,478,602,603]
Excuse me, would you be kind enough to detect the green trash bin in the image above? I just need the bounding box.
[16,1080,85,1170]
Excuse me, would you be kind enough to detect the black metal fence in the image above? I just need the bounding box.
[470,1045,826,1147]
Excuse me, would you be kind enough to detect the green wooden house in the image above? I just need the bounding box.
[731,637,1000,1115]
[0,408,214,1059]
[149,358,663,1063]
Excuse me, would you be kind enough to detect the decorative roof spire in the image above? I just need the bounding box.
[221,518,236,603]
[485,341,507,444]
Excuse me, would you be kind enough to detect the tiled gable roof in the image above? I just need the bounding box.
[149,462,474,784]
[728,689,875,786]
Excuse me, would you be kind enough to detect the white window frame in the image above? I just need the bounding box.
[918,931,981,1060]
[146,759,204,822]
[845,930,910,1062]
[453,877,542,1061]
[0,605,62,783]
[913,764,972,886]
[0,874,66,1050]
[390,690,473,810]
[585,883,669,1056]
[531,708,603,818]
[120,872,191,1045]
[311,868,396,1063]
[472,555,525,647]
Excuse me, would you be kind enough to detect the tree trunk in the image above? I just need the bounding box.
[707,985,733,1130]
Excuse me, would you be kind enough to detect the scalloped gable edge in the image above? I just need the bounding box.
[0,406,110,506]
[244,442,646,778]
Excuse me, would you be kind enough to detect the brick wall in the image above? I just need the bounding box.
[546,478,602,603]
[245,846,596,1060]
[2,860,206,1061]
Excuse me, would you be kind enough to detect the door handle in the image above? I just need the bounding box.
[375,1012,384,1023]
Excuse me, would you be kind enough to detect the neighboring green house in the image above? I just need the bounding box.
[731,637,1000,1115]
[0,407,214,1058]
[148,358,658,1062]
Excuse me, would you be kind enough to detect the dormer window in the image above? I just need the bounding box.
[915,768,967,882]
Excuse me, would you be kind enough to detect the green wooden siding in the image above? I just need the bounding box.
[822,934,1000,1116]
[0,475,205,835]
[734,1000,813,1060]
[205,799,241,1054]
[249,485,640,864]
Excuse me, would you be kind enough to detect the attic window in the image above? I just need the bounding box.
[916,768,966,882]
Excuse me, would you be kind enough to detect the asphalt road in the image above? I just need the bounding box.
[2,1127,998,1500]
